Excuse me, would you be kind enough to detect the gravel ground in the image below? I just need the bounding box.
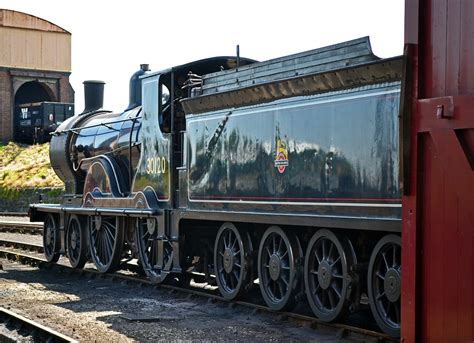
[0,258,357,342]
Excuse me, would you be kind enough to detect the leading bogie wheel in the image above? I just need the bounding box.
[214,222,252,300]
[89,215,125,273]
[258,226,302,311]
[367,234,401,337]
[43,214,60,263]
[66,215,89,269]
[136,217,172,284]
[304,229,357,322]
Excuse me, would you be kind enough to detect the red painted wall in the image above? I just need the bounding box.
[403,1,474,342]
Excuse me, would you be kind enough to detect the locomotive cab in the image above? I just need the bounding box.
[133,57,257,209]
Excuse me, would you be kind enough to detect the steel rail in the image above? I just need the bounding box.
[0,212,28,217]
[0,307,77,343]
[0,221,43,235]
[0,236,397,343]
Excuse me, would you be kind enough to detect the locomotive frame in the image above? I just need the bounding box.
[30,37,405,337]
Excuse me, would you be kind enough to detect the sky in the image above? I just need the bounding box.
[1,0,405,113]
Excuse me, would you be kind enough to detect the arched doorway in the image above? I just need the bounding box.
[13,81,55,143]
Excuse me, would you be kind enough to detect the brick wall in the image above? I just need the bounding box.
[0,70,12,142]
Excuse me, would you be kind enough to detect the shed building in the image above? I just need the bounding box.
[0,9,74,142]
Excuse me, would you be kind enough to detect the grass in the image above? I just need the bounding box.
[0,142,64,189]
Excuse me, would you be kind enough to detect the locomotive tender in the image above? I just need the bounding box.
[30,37,403,336]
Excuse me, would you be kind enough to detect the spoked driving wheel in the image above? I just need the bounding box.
[368,234,401,337]
[214,222,252,300]
[43,214,60,263]
[304,229,357,322]
[258,226,302,311]
[66,215,88,269]
[89,216,125,273]
[136,218,172,284]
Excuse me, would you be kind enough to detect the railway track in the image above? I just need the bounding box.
[0,307,76,342]
[0,222,397,342]
[0,220,42,235]
[0,212,29,217]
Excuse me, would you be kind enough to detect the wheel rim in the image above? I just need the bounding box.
[89,216,123,272]
[258,226,300,311]
[67,218,81,265]
[43,214,59,262]
[67,216,88,268]
[304,229,354,322]
[368,235,401,337]
[136,218,172,283]
[214,223,249,300]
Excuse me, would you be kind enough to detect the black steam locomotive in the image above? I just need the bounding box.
[30,37,403,336]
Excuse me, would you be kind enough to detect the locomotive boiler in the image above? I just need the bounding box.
[30,37,403,337]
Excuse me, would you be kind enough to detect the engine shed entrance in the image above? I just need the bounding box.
[0,9,74,143]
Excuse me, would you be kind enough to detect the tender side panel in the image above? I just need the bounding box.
[186,82,401,221]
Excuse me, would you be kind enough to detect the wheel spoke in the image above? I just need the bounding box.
[232,270,240,284]
[385,301,391,318]
[313,283,321,295]
[277,280,285,298]
[227,231,232,249]
[328,242,334,260]
[315,250,321,264]
[376,292,386,300]
[392,245,397,268]
[382,252,390,271]
[266,247,272,258]
[376,271,385,280]
[394,301,400,323]
[331,284,342,299]
[277,236,283,254]
[330,255,341,267]
[328,288,335,309]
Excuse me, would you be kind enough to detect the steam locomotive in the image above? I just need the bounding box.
[30,37,403,337]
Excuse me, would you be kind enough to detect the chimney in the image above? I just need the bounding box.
[82,80,105,114]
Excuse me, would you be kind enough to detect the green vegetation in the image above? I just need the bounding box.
[0,142,63,189]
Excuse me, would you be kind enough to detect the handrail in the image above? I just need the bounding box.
[51,116,142,136]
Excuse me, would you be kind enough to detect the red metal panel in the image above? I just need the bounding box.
[403,0,474,342]
[460,1,474,95]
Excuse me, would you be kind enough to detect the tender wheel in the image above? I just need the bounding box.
[43,214,60,263]
[136,218,172,284]
[304,229,357,322]
[258,226,302,311]
[214,222,252,300]
[368,234,401,337]
[66,215,88,269]
[89,216,125,273]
